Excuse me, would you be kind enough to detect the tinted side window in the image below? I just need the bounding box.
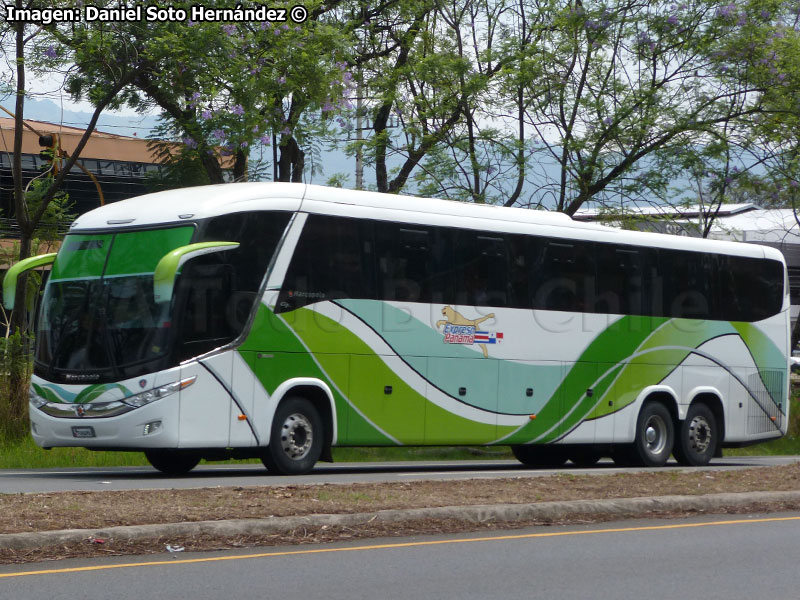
[595,245,654,315]
[720,255,784,321]
[660,249,712,319]
[374,222,453,303]
[453,231,509,307]
[533,240,594,312]
[278,215,375,311]
[176,211,291,360]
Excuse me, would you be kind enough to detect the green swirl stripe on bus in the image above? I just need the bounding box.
[32,382,133,404]
[243,302,786,447]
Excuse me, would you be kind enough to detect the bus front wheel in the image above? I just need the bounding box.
[261,396,323,475]
[144,449,201,476]
[672,403,717,466]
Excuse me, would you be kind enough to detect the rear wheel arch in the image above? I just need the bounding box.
[688,392,725,443]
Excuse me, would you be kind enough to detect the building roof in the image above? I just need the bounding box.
[0,117,159,163]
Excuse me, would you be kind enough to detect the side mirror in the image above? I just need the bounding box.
[2,253,57,310]
[153,242,239,303]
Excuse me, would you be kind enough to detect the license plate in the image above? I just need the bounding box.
[71,426,96,438]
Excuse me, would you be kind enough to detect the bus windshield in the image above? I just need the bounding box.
[35,227,195,380]
[35,211,293,383]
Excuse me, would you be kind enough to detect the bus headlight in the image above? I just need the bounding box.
[122,376,196,408]
[29,388,48,409]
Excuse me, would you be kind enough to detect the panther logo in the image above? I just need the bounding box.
[435,306,500,358]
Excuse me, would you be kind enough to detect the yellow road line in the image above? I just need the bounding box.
[2,515,799,579]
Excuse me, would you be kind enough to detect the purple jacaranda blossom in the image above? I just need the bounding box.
[261,21,271,29]
[182,137,198,149]
[716,4,735,18]
[212,129,226,140]
[260,135,271,145]
[252,126,260,133]
[232,104,245,115]
[187,19,196,26]
[277,76,286,84]
[202,110,212,120]
[790,180,799,189]
[281,24,289,30]
[240,141,249,149]
[44,46,57,59]
[761,10,770,19]
[281,127,291,135]
[322,100,334,112]
[667,15,678,25]
[603,117,613,126]
[274,28,281,35]
[222,24,237,35]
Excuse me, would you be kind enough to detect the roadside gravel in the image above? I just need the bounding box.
[2,462,800,564]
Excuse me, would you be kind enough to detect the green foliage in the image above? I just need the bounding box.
[0,331,34,443]
[326,173,350,188]
[23,178,74,242]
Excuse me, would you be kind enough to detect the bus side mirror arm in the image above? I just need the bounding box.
[153,242,239,303]
[2,253,57,310]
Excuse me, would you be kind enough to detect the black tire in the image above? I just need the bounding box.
[144,449,201,475]
[568,448,601,468]
[630,402,674,467]
[673,403,718,466]
[512,444,568,468]
[261,396,323,475]
[611,446,638,467]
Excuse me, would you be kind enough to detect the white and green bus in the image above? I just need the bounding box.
[5,183,790,474]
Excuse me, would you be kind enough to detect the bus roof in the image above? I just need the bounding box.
[70,182,781,262]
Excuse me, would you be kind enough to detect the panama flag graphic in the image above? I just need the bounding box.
[474,331,503,344]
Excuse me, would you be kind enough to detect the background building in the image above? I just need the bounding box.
[0,117,163,233]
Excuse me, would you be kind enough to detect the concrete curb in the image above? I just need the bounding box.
[3,490,800,551]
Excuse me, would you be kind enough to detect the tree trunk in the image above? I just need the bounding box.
[277,137,305,182]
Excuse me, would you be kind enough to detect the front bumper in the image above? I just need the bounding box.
[29,396,180,449]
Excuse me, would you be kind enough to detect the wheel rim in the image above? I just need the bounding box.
[280,413,314,460]
[688,415,712,454]
[643,414,668,456]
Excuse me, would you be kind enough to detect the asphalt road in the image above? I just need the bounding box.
[2,512,798,599]
[1,455,798,494]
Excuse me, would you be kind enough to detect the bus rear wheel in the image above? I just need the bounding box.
[512,445,567,468]
[629,402,674,467]
[261,396,323,475]
[673,403,717,466]
[144,449,201,476]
